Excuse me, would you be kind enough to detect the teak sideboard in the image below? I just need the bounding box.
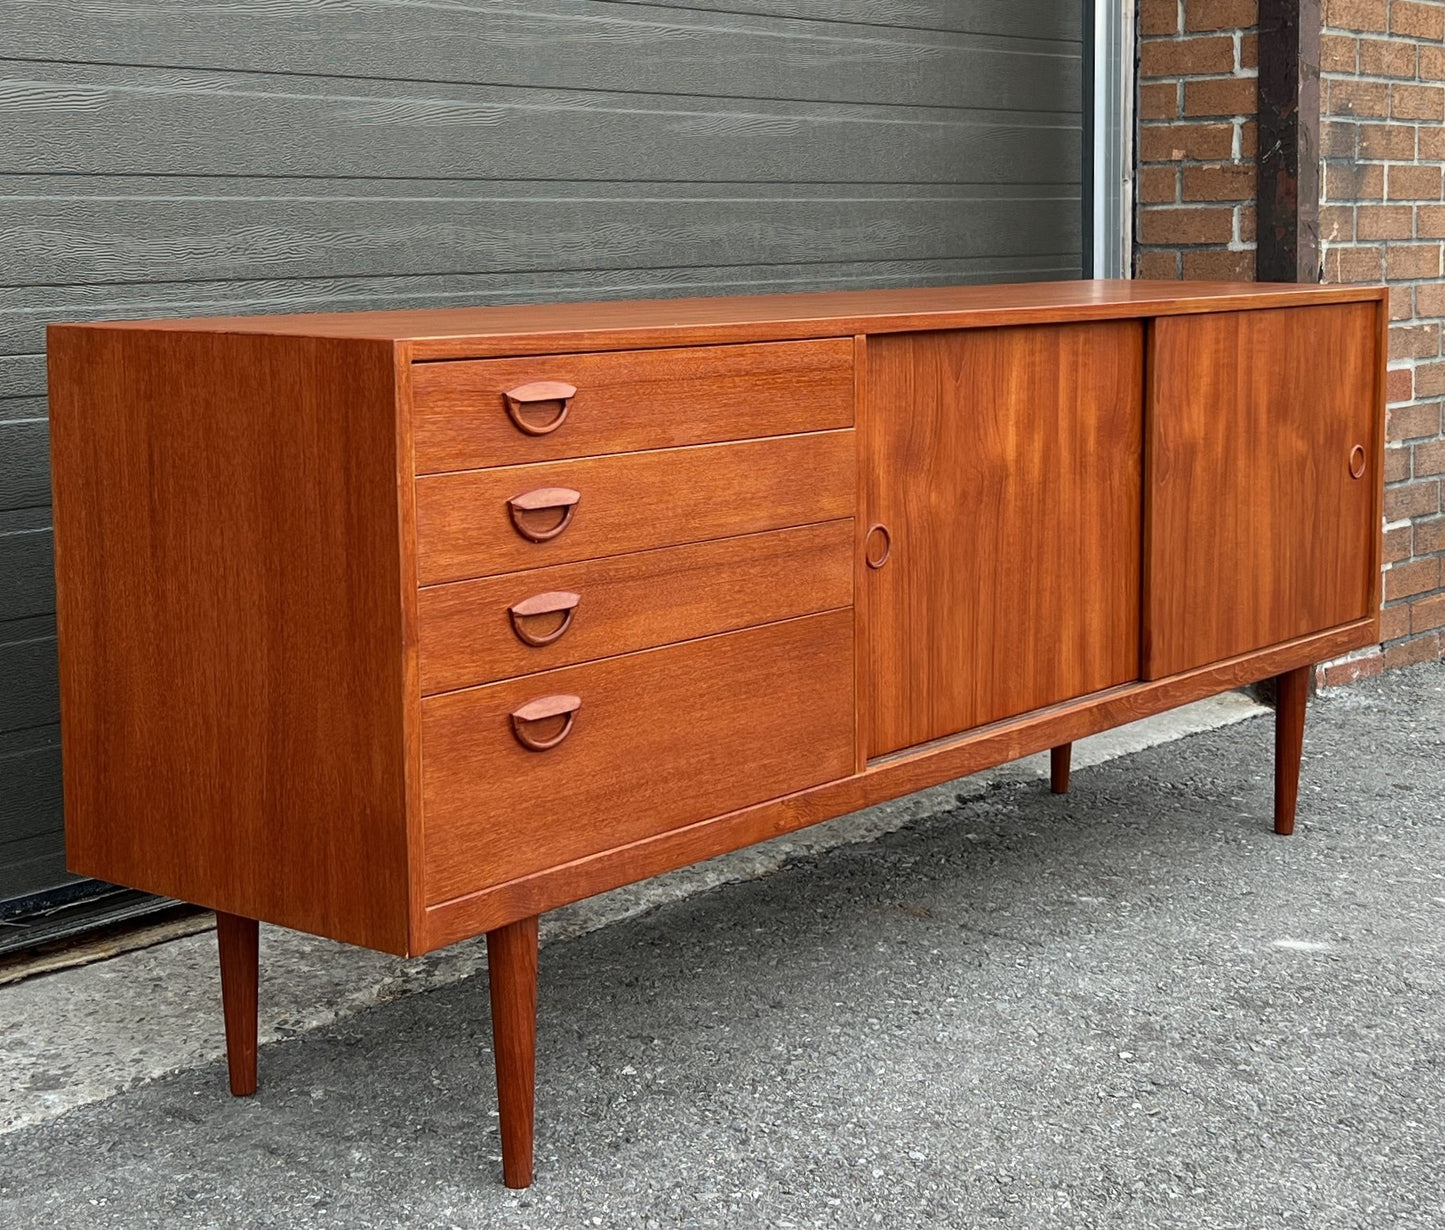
[47,280,1386,1187]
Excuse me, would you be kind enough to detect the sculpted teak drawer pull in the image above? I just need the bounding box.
[1349,444,1367,479]
[510,694,582,752]
[865,523,892,569]
[503,381,577,436]
[508,487,580,542]
[508,590,580,647]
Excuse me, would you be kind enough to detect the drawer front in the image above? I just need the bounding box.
[422,609,855,902]
[412,339,853,472]
[414,430,855,585]
[418,520,853,694]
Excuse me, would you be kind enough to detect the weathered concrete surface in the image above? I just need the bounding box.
[1,670,1442,1228]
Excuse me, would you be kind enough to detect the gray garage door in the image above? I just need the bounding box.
[0,0,1087,916]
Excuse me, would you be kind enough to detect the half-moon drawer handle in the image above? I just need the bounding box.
[1349,444,1367,480]
[510,694,581,752]
[508,487,580,542]
[508,590,580,647]
[503,381,576,436]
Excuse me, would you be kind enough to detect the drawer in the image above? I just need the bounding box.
[411,339,853,471]
[414,430,855,585]
[418,520,853,694]
[422,609,855,902]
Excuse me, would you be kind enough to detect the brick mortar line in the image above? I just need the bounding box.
[1321,74,1445,84]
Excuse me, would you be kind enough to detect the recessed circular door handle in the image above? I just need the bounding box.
[510,694,581,752]
[865,523,892,569]
[508,487,580,542]
[508,590,580,647]
[1349,444,1367,480]
[503,381,576,436]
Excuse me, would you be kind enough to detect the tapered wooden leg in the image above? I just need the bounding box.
[216,912,259,1096]
[1274,664,1311,837]
[1050,743,1072,794]
[488,914,539,1189]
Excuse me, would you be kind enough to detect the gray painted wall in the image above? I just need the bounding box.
[0,0,1086,907]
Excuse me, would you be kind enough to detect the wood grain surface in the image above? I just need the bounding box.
[421,610,855,902]
[1144,304,1381,677]
[48,327,412,952]
[424,618,1375,948]
[852,334,872,775]
[486,913,540,1189]
[393,340,430,960]
[413,339,853,472]
[1050,744,1072,795]
[864,321,1144,756]
[415,430,855,584]
[216,912,259,1097]
[73,282,1385,358]
[418,521,853,694]
[1273,664,1311,837]
[41,284,1388,959]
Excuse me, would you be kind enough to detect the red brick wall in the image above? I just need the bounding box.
[1136,0,1259,280]
[1134,0,1445,683]
[1320,0,1445,679]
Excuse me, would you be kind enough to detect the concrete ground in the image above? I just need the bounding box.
[0,666,1441,1228]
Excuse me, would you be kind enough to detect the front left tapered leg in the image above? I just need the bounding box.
[1050,743,1072,795]
[488,914,539,1189]
[1274,664,1311,836]
[216,912,259,1096]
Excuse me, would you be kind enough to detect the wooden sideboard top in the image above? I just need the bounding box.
[53,279,1387,361]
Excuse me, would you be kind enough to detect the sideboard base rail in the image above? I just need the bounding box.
[422,622,1364,952]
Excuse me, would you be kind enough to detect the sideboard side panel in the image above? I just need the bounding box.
[394,343,430,954]
[48,328,412,953]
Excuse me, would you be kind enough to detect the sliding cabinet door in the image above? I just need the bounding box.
[1144,304,1380,678]
[864,322,1144,758]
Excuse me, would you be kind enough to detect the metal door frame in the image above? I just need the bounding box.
[1090,0,1136,278]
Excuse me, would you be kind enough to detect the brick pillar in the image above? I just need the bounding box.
[1136,0,1260,279]
[1319,0,1445,678]
[1135,0,1445,681]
